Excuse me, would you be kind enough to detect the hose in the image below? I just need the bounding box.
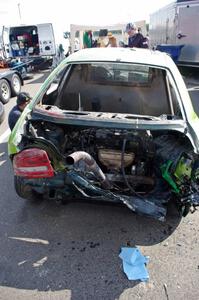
[121,138,143,198]
[66,151,110,189]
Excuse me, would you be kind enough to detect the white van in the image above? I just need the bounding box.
[2,23,56,59]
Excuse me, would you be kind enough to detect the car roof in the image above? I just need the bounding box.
[67,48,173,68]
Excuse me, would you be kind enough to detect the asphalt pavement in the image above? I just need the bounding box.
[0,69,198,300]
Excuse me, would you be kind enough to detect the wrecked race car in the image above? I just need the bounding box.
[8,48,199,221]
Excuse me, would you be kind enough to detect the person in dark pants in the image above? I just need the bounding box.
[8,92,31,131]
[125,23,148,48]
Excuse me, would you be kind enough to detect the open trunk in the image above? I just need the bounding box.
[9,26,39,57]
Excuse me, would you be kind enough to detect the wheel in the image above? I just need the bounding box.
[14,176,43,202]
[10,73,22,96]
[0,79,11,104]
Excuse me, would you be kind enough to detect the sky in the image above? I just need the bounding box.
[0,0,173,43]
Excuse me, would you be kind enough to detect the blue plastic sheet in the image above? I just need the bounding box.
[119,247,149,281]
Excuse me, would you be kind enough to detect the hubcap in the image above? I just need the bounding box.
[1,83,9,100]
[13,76,20,93]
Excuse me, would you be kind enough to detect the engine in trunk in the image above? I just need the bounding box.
[22,120,199,220]
[34,123,157,193]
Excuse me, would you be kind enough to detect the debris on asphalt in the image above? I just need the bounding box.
[163,283,169,300]
[119,247,149,281]
[163,241,169,247]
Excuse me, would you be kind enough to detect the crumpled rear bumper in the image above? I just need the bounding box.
[20,170,168,221]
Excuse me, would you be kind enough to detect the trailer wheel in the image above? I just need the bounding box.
[0,79,11,104]
[10,74,22,97]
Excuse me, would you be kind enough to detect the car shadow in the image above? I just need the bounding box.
[0,141,182,299]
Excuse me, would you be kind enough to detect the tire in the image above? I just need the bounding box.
[14,176,43,202]
[10,73,22,97]
[0,79,11,104]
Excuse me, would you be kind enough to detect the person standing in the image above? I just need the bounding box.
[125,23,148,48]
[106,32,117,47]
[83,31,92,48]
[8,92,31,131]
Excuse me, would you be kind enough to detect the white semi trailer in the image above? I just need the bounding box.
[149,0,199,67]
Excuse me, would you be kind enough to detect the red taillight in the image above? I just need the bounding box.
[13,148,54,178]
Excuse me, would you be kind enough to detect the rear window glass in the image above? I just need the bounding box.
[41,62,175,117]
[74,63,152,86]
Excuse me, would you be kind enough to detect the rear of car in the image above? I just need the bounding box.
[8,48,199,221]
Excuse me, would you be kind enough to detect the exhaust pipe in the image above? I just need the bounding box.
[66,151,110,189]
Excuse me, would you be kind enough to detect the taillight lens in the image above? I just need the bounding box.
[13,148,54,178]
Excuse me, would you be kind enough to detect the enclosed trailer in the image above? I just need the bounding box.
[2,23,56,59]
[149,0,199,67]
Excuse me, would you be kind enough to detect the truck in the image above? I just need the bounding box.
[1,23,56,59]
[149,0,199,67]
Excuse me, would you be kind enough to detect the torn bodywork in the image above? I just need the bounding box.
[16,116,199,221]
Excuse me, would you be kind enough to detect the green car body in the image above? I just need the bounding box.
[8,48,199,221]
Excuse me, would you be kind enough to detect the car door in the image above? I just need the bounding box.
[176,3,199,63]
[37,23,56,56]
[2,26,11,58]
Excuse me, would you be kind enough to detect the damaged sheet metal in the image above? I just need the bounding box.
[67,171,167,221]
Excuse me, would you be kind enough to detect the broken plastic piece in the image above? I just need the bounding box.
[119,247,149,281]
